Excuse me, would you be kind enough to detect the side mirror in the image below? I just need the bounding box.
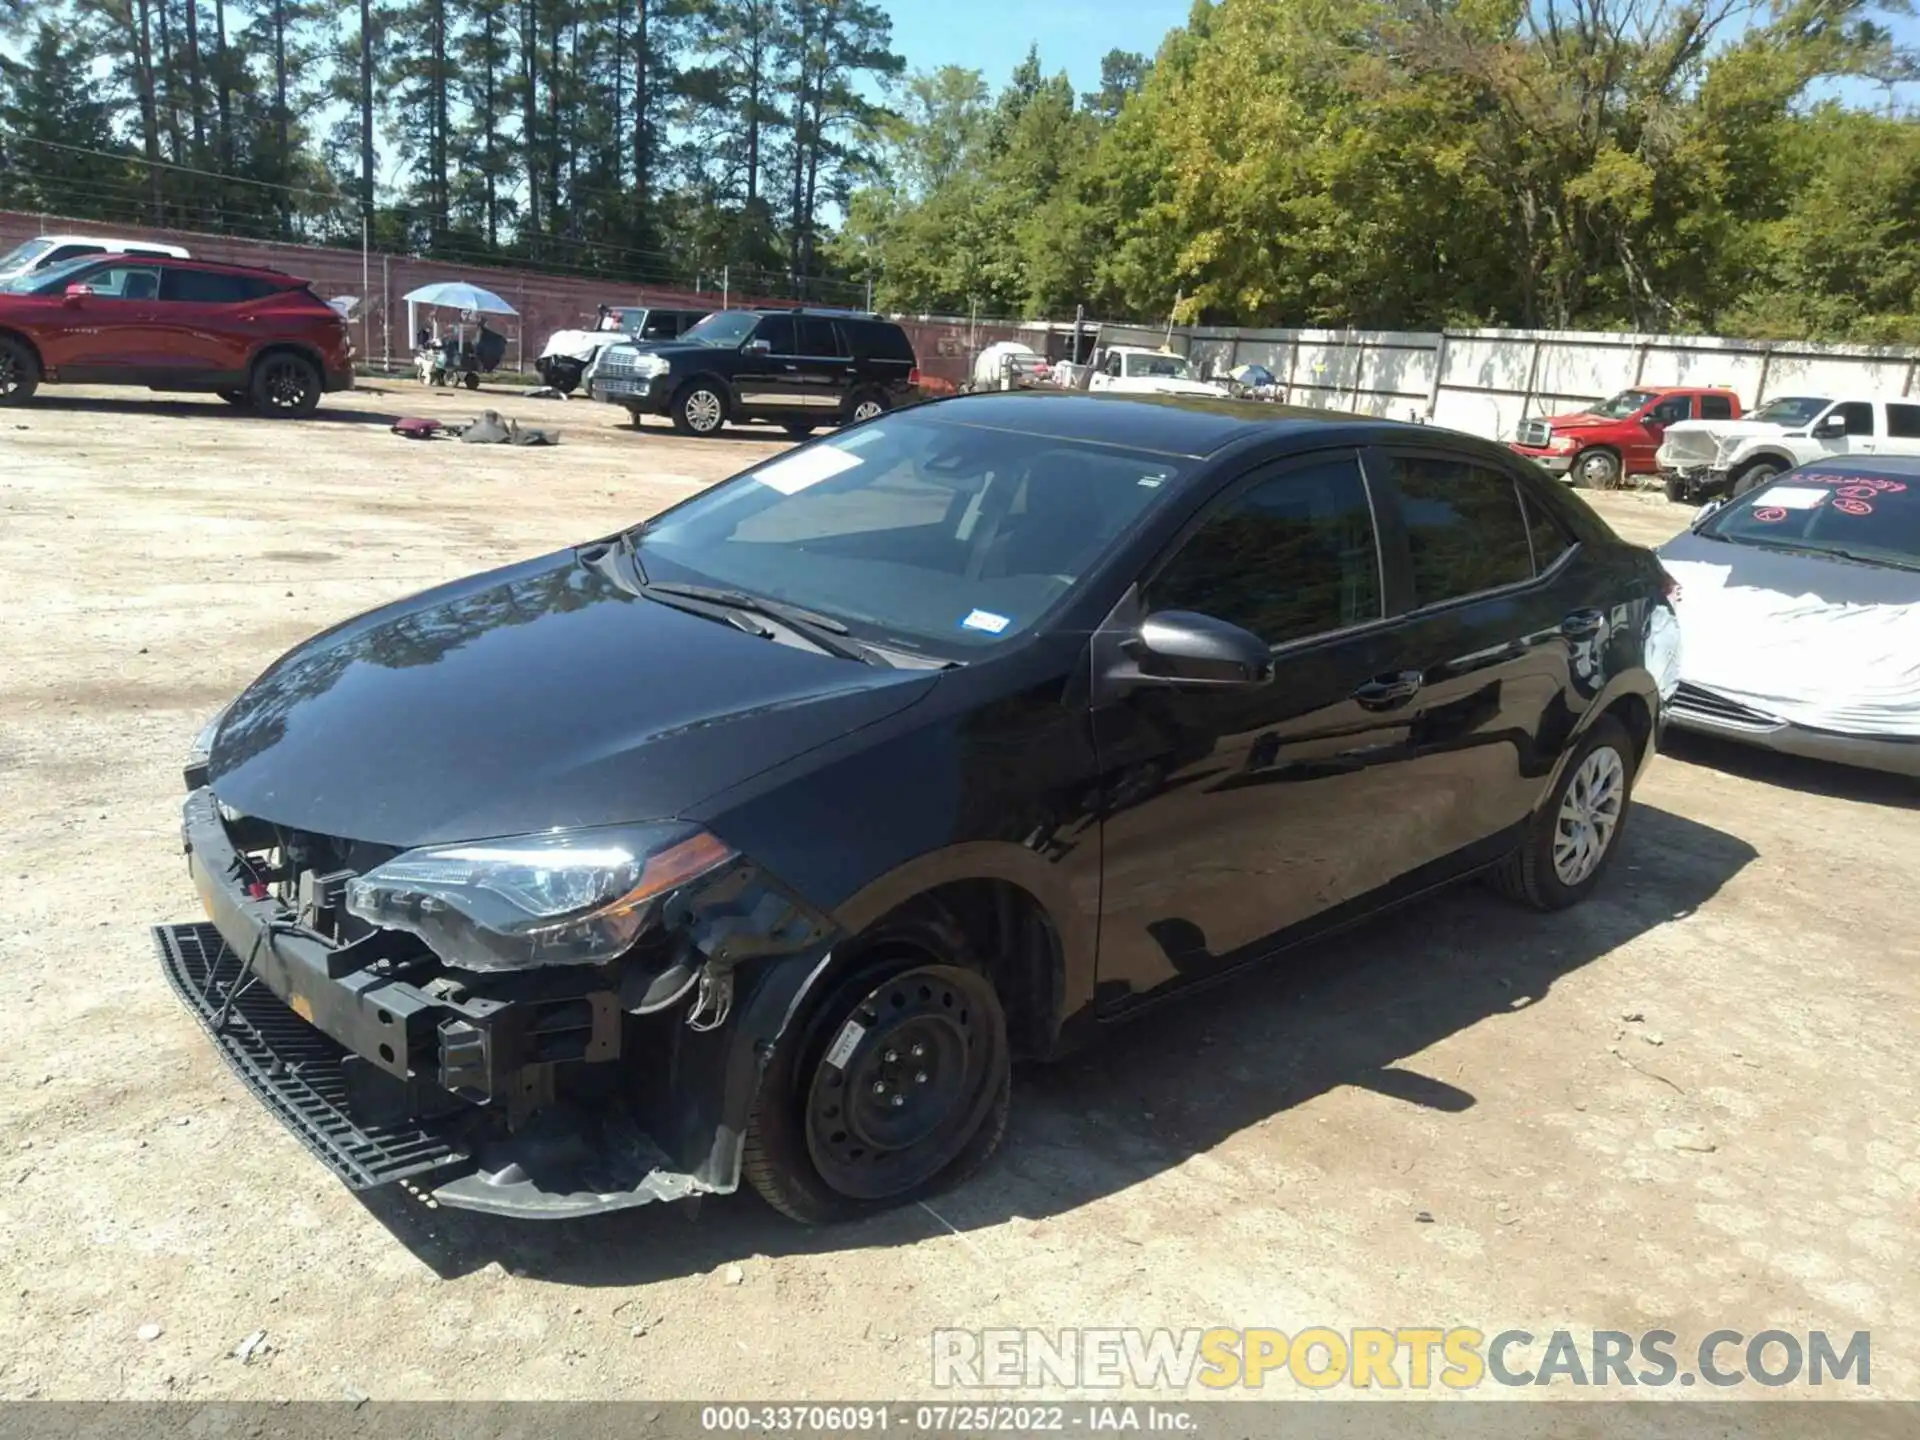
[1812,413,1848,439]
[743,338,772,356]
[1125,611,1274,687]
[62,284,91,306]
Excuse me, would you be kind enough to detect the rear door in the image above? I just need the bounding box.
[153,266,276,381]
[1884,401,1920,455]
[793,316,854,412]
[1360,444,1592,863]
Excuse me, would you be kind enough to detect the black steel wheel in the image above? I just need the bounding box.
[249,352,321,417]
[0,335,39,405]
[744,918,1010,1224]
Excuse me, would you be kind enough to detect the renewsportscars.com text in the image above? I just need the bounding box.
[931,1327,1871,1391]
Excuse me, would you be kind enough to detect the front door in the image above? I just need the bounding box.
[1092,449,1429,1011]
[1633,394,1694,471]
[51,261,165,379]
[734,312,799,415]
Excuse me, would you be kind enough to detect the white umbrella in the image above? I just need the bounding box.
[402,281,518,315]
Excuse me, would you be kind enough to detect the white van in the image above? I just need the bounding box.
[0,234,193,284]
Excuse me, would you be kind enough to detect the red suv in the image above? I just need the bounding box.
[1508,386,1743,487]
[0,253,353,416]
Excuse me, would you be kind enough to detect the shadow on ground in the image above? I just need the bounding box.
[12,392,406,426]
[363,802,1755,1283]
[1662,729,1919,810]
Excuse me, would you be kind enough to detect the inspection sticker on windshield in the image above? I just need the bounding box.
[751,446,863,495]
[961,609,1011,634]
[824,1018,867,1071]
[1755,486,1828,510]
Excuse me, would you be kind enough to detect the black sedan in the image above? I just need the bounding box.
[162,393,1672,1223]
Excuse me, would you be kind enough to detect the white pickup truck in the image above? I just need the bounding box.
[1657,394,1920,503]
[1087,345,1227,398]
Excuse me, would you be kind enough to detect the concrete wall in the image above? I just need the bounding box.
[1183,324,1920,439]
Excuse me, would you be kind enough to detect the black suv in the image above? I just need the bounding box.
[590,306,919,437]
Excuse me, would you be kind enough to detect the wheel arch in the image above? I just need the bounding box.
[0,327,45,375]
[829,842,1090,1062]
[1731,447,1795,478]
[674,370,737,406]
[247,339,326,379]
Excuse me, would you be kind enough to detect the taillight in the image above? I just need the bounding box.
[908,367,923,388]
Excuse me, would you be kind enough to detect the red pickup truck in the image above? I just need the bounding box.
[1509,386,1743,487]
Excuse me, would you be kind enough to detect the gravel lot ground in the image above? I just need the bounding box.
[0,384,1915,1410]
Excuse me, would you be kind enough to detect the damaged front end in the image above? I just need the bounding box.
[160,784,839,1219]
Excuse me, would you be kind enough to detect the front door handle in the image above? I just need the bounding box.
[1562,608,1606,638]
[1353,670,1423,710]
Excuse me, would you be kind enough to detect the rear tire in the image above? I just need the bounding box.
[0,335,39,405]
[463,372,481,391]
[249,352,321,418]
[743,911,1011,1225]
[844,388,888,426]
[1487,715,1635,911]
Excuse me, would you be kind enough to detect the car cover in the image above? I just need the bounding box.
[1659,533,1920,737]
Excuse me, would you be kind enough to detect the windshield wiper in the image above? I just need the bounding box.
[640,581,894,667]
[1737,538,1918,570]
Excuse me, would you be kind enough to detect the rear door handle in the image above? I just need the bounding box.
[1562,608,1606,638]
[1353,670,1423,710]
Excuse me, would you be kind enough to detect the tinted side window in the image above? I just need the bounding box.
[1522,489,1570,571]
[160,268,272,303]
[1391,454,1536,604]
[1144,455,1382,648]
[1648,396,1692,424]
[797,317,842,357]
[1700,394,1734,420]
[754,314,794,352]
[1887,403,1920,438]
[1837,401,1875,436]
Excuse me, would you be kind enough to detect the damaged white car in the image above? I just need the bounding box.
[1087,346,1226,398]
[534,305,710,394]
[1656,395,1920,505]
[1657,455,1920,776]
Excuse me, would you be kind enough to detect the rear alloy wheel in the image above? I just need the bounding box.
[1487,715,1635,911]
[1732,462,1782,498]
[0,336,39,405]
[744,922,1010,1224]
[672,383,727,436]
[217,388,251,408]
[847,391,888,425]
[249,353,321,417]
[1574,447,1621,489]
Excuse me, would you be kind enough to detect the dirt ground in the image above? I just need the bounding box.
[1,383,1916,1408]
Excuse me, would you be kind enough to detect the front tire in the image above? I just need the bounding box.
[249,352,321,418]
[743,913,1011,1224]
[1573,447,1621,489]
[671,381,728,436]
[1663,472,1687,504]
[1488,715,1635,911]
[0,335,40,405]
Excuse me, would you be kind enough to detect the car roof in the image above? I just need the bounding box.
[1643,384,1737,394]
[33,234,190,252]
[915,391,1438,460]
[89,253,298,281]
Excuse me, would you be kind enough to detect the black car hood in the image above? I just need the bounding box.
[207,549,939,847]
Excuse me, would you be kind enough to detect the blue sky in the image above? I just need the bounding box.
[880,0,1196,92]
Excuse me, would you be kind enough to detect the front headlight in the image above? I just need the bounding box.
[1548,435,1576,452]
[345,823,736,973]
[631,353,667,378]
[187,702,232,769]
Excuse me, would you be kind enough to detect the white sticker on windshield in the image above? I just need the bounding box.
[1755,486,1828,510]
[962,609,1011,634]
[835,425,890,450]
[752,446,863,495]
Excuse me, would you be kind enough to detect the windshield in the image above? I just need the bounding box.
[635,412,1188,654]
[1124,353,1194,380]
[0,254,101,294]
[0,237,54,275]
[1590,389,1655,419]
[681,310,759,348]
[1700,466,1920,570]
[1748,396,1829,427]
